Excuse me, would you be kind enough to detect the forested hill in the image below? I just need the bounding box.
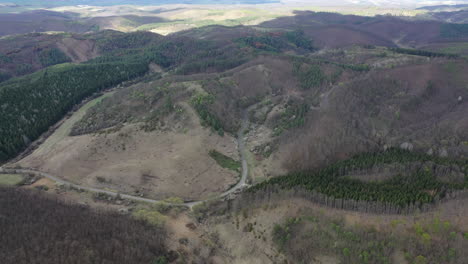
[0,29,313,162]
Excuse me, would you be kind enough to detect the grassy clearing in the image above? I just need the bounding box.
[0,174,24,186]
[209,150,241,172]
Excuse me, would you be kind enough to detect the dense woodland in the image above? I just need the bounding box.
[0,187,170,264]
[91,31,250,75]
[38,48,71,67]
[0,62,148,162]
[251,149,468,208]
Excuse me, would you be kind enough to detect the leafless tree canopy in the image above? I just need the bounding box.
[0,187,168,264]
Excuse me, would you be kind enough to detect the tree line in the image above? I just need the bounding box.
[389,47,459,59]
[250,148,468,209]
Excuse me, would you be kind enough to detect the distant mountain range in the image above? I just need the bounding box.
[0,0,280,8]
[417,3,468,10]
[282,0,468,8]
[1,0,468,8]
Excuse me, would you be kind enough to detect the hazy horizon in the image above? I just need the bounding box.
[1,0,468,8]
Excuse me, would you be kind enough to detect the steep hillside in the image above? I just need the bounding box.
[0,32,100,80]
[281,59,468,171]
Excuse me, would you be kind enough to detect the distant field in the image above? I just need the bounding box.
[0,174,24,186]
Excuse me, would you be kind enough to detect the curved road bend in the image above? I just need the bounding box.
[1,110,250,209]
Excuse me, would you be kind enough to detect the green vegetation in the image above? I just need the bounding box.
[0,71,10,82]
[209,149,241,172]
[15,63,32,75]
[95,31,160,53]
[0,29,294,162]
[0,53,12,63]
[273,101,309,136]
[272,217,301,251]
[95,31,249,75]
[176,54,247,75]
[142,88,177,132]
[236,30,314,52]
[293,62,326,90]
[389,47,458,58]
[152,256,168,264]
[38,48,71,67]
[251,148,468,207]
[191,93,224,136]
[133,208,167,227]
[3,28,248,161]
[175,42,248,75]
[293,55,370,72]
[0,62,148,162]
[284,30,314,50]
[440,24,468,39]
[0,174,24,186]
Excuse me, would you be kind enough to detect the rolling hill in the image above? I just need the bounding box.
[1,6,468,264]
